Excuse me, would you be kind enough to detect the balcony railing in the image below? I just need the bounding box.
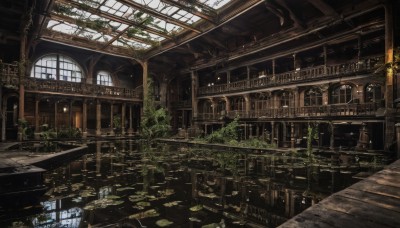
[198,56,383,96]
[1,61,140,100]
[197,103,380,120]
[24,78,139,99]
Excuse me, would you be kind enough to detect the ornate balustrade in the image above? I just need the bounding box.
[24,78,139,99]
[198,56,383,96]
[197,103,380,120]
[0,61,139,100]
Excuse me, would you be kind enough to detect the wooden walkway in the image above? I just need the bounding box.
[279,159,400,228]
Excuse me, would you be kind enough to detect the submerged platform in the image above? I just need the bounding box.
[279,159,400,228]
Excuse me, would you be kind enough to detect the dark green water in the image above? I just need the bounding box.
[0,140,389,228]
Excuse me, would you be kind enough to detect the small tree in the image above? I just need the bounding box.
[140,77,170,140]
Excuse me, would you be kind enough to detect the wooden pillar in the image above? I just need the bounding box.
[96,100,101,136]
[1,99,6,141]
[68,101,72,128]
[82,99,87,138]
[34,98,40,140]
[329,121,335,149]
[121,103,126,135]
[272,59,276,77]
[323,45,327,75]
[244,94,250,117]
[384,2,395,151]
[247,66,250,88]
[191,71,198,119]
[110,102,114,136]
[271,121,275,145]
[142,60,149,102]
[291,122,295,148]
[54,102,58,132]
[128,105,134,135]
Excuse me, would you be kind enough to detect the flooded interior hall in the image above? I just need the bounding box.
[0,0,400,227]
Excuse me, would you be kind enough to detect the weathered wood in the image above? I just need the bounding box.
[280,160,400,228]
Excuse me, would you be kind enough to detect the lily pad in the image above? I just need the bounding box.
[83,198,124,210]
[136,201,151,207]
[190,205,203,212]
[156,219,174,227]
[129,209,160,219]
[189,217,202,222]
[129,195,146,203]
[163,201,181,207]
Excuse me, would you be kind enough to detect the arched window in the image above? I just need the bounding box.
[331,84,352,104]
[304,88,322,106]
[280,91,293,107]
[97,71,113,86]
[365,83,382,102]
[31,54,83,82]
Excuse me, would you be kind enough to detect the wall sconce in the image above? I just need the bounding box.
[63,106,68,113]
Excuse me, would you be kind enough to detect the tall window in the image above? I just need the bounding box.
[331,85,352,104]
[97,71,113,86]
[280,91,293,107]
[365,83,382,102]
[31,54,83,82]
[304,88,322,106]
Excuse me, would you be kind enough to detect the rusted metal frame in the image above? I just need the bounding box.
[117,0,201,33]
[56,0,171,39]
[161,0,215,23]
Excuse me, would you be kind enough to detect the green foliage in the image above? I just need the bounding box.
[239,137,276,149]
[205,117,239,143]
[306,123,319,160]
[113,116,121,129]
[141,78,170,140]
[58,128,82,139]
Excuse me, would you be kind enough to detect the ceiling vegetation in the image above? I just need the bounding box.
[42,0,247,58]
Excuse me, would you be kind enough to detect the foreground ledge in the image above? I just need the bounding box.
[278,159,400,228]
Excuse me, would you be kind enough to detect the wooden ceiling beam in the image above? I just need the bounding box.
[307,0,339,18]
[161,0,216,23]
[117,0,202,34]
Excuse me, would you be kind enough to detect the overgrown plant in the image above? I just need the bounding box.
[140,77,170,140]
[306,123,319,161]
[205,116,239,144]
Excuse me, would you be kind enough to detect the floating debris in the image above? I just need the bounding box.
[156,219,174,227]
[189,205,203,212]
[163,201,182,207]
[129,209,160,219]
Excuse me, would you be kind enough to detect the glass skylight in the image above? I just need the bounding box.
[47,0,235,51]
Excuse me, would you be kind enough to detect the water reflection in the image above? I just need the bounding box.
[2,140,390,228]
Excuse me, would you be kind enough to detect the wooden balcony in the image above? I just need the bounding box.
[198,56,383,96]
[0,62,140,100]
[171,100,192,108]
[197,103,381,120]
